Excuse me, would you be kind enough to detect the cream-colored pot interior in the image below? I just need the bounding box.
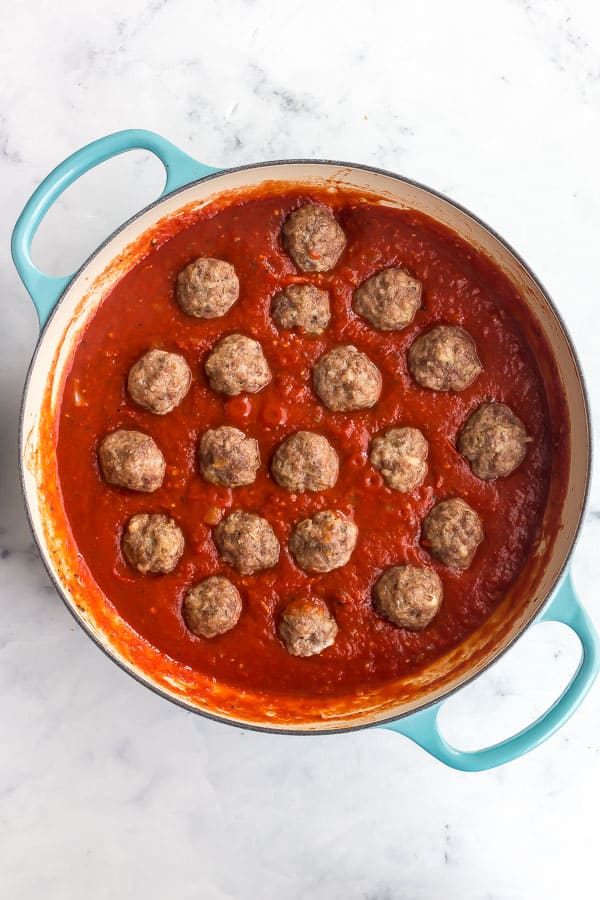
[20,163,590,731]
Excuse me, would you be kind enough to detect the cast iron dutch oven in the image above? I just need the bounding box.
[11,130,598,770]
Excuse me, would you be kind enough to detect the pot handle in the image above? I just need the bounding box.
[11,129,218,328]
[382,570,599,771]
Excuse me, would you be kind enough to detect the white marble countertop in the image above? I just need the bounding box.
[2,1,600,897]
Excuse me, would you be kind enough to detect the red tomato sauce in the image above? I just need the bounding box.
[56,185,557,699]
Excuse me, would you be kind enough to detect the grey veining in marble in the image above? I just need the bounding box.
[1,1,600,897]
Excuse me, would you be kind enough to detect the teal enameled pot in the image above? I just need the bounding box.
[12,130,598,771]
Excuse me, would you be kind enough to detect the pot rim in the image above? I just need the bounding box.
[18,157,593,735]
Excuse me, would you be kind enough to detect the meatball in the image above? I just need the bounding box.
[176,257,239,318]
[458,402,528,480]
[271,283,331,335]
[199,426,260,487]
[98,430,165,492]
[353,267,421,331]
[281,204,346,273]
[214,510,280,575]
[289,510,358,573]
[278,598,338,657]
[128,349,192,415]
[205,334,271,396]
[182,576,242,638]
[421,498,483,570]
[373,565,443,631]
[271,431,339,493]
[369,427,428,492]
[122,513,185,574]
[408,325,482,392]
[312,345,382,412]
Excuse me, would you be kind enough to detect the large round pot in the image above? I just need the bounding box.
[12,129,598,771]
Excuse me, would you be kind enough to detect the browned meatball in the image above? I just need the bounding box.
[182,576,242,638]
[128,349,192,415]
[422,498,483,570]
[271,431,339,493]
[214,510,280,574]
[408,325,482,392]
[271,283,331,335]
[176,257,239,318]
[353,267,422,331]
[369,427,428,492]
[312,345,382,412]
[98,430,165,492]
[289,510,358,573]
[281,204,346,272]
[122,513,185,574]
[458,402,528,480]
[205,334,271,396]
[278,598,338,657]
[199,426,260,487]
[373,565,443,631]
